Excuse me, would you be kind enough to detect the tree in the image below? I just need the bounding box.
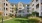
[0,11,3,23]
[32,11,37,17]
[9,13,14,17]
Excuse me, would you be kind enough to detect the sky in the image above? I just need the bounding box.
[8,0,32,4]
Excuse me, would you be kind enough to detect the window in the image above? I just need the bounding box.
[36,4,39,9]
[10,10,14,13]
[32,8,34,11]
[4,8,8,10]
[12,8,14,9]
[32,8,34,10]
[10,10,12,12]
[41,0,42,3]
[27,5,29,9]
[4,3,5,5]
[6,8,8,10]
[6,13,7,15]
[32,4,34,6]
[27,10,29,12]
[6,0,8,1]
[6,4,8,6]
[19,8,22,9]
[27,5,29,6]
[4,7,5,10]
[41,3,42,5]
[41,6,42,10]
[4,3,8,6]
[12,5,14,6]
[12,10,14,13]
[20,4,22,6]
[0,8,1,10]
[19,10,22,13]
[27,7,29,9]
[32,0,34,2]
[36,0,38,2]
[41,12,42,16]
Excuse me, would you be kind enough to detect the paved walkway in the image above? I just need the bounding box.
[0,18,12,22]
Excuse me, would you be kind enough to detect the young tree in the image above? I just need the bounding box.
[32,11,37,17]
[0,11,3,23]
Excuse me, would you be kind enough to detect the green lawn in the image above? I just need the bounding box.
[0,18,37,23]
[0,16,2,21]
[0,18,29,23]
[0,17,2,20]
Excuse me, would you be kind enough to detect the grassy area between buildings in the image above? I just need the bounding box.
[0,18,28,23]
[0,18,41,23]
[0,17,2,21]
[0,15,2,21]
[0,15,42,23]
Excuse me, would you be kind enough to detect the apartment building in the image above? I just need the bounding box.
[0,0,15,16]
[29,0,42,16]
[16,2,29,17]
[0,0,4,15]
[0,0,29,16]
[3,0,12,16]
[10,4,16,16]
[0,0,2,12]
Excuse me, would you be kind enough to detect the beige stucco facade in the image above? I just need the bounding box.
[0,0,15,16]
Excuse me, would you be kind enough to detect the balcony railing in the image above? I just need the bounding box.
[36,8,39,12]
[6,0,8,1]
[41,0,42,3]
[41,6,42,12]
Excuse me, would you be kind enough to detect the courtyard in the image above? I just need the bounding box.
[0,18,37,23]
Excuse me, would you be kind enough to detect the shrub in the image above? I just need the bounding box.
[28,16,41,23]
[32,12,36,15]
[3,16,11,19]
[0,15,2,20]
[9,14,14,17]
[27,14,32,17]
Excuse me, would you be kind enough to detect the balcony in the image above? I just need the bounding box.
[36,4,39,12]
[6,0,8,2]
[36,4,39,9]
[18,7,24,10]
[41,0,42,3]
[32,0,34,2]
[41,6,42,12]
[18,8,22,10]
[36,0,38,2]
[36,8,39,12]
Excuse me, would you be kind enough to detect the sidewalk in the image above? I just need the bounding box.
[0,18,12,22]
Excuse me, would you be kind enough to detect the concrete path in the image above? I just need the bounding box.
[0,18,12,22]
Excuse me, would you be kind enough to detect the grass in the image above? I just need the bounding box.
[0,18,41,23]
[0,16,11,21]
[0,15,2,21]
[0,18,29,23]
[0,17,2,21]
